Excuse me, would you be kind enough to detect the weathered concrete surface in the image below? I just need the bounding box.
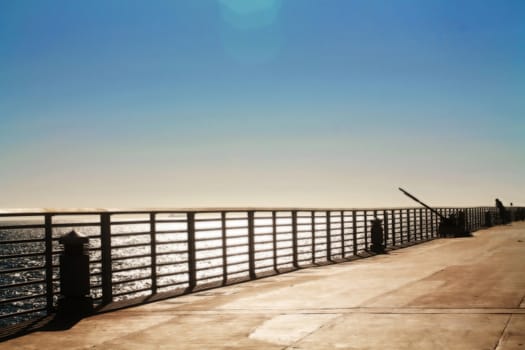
[3,222,525,349]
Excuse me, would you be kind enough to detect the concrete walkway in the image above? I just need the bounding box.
[3,222,525,349]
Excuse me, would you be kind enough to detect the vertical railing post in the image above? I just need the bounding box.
[221,212,228,284]
[187,212,197,290]
[406,209,411,242]
[383,210,389,247]
[372,210,377,250]
[100,213,113,305]
[272,211,278,271]
[311,211,316,264]
[352,210,357,255]
[480,207,482,228]
[247,211,256,279]
[478,208,486,228]
[326,211,332,261]
[425,209,429,239]
[292,211,298,268]
[149,213,157,295]
[44,214,54,313]
[392,210,397,246]
[479,207,483,228]
[399,210,404,244]
[464,208,467,229]
[419,208,424,240]
[364,211,368,251]
[340,211,345,258]
[430,210,435,237]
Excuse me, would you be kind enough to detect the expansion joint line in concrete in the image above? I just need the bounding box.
[492,315,512,350]
[518,293,525,308]
[166,307,525,316]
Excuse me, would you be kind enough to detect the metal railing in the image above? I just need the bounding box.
[0,205,517,327]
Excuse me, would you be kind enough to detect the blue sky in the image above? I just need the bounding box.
[1,0,524,208]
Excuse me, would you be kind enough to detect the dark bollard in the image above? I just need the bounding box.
[58,230,93,317]
[484,211,493,227]
[370,218,385,253]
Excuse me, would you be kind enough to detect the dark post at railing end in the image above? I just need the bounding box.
[58,230,93,317]
[370,218,385,254]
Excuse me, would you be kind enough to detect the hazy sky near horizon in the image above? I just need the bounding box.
[1,0,524,209]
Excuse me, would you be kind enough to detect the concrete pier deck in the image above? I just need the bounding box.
[3,222,525,349]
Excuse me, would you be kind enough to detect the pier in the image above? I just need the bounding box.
[1,206,524,348]
[1,206,503,324]
[1,221,524,349]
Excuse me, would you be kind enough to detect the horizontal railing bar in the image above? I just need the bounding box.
[0,238,45,245]
[112,286,152,297]
[0,279,46,290]
[226,267,250,274]
[112,253,152,262]
[156,250,189,257]
[112,242,150,249]
[253,248,276,254]
[297,243,314,248]
[254,256,277,263]
[296,229,317,234]
[193,227,225,233]
[225,260,249,267]
[196,264,224,272]
[194,236,223,242]
[112,275,151,285]
[156,271,189,278]
[193,217,224,222]
[156,280,189,288]
[0,292,47,305]
[222,234,248,240]
[0,206,498,217]
[253,232,278,237]
[153,219,188,224]
[196,272,224,281]
[50,222,101,228]
[253,238,274,244]
[255,264,275,270]
[0,266,45,274]
[272,231,294,236]
[156,239,189,246]
[0,224,45,230]
[195,254,224,261]
[276,253,294,259]
[0,251,45,260]
[111,231,151,237]
[112,265,151,273]
[195,246,223,253]
[110,220,151,226]
[156,261,189,267]
[223,251,249,258]
[274,238,294,243]
[0,306,48,320]
[155,229,188,235]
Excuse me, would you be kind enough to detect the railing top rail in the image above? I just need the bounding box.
[0,206,505,217]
